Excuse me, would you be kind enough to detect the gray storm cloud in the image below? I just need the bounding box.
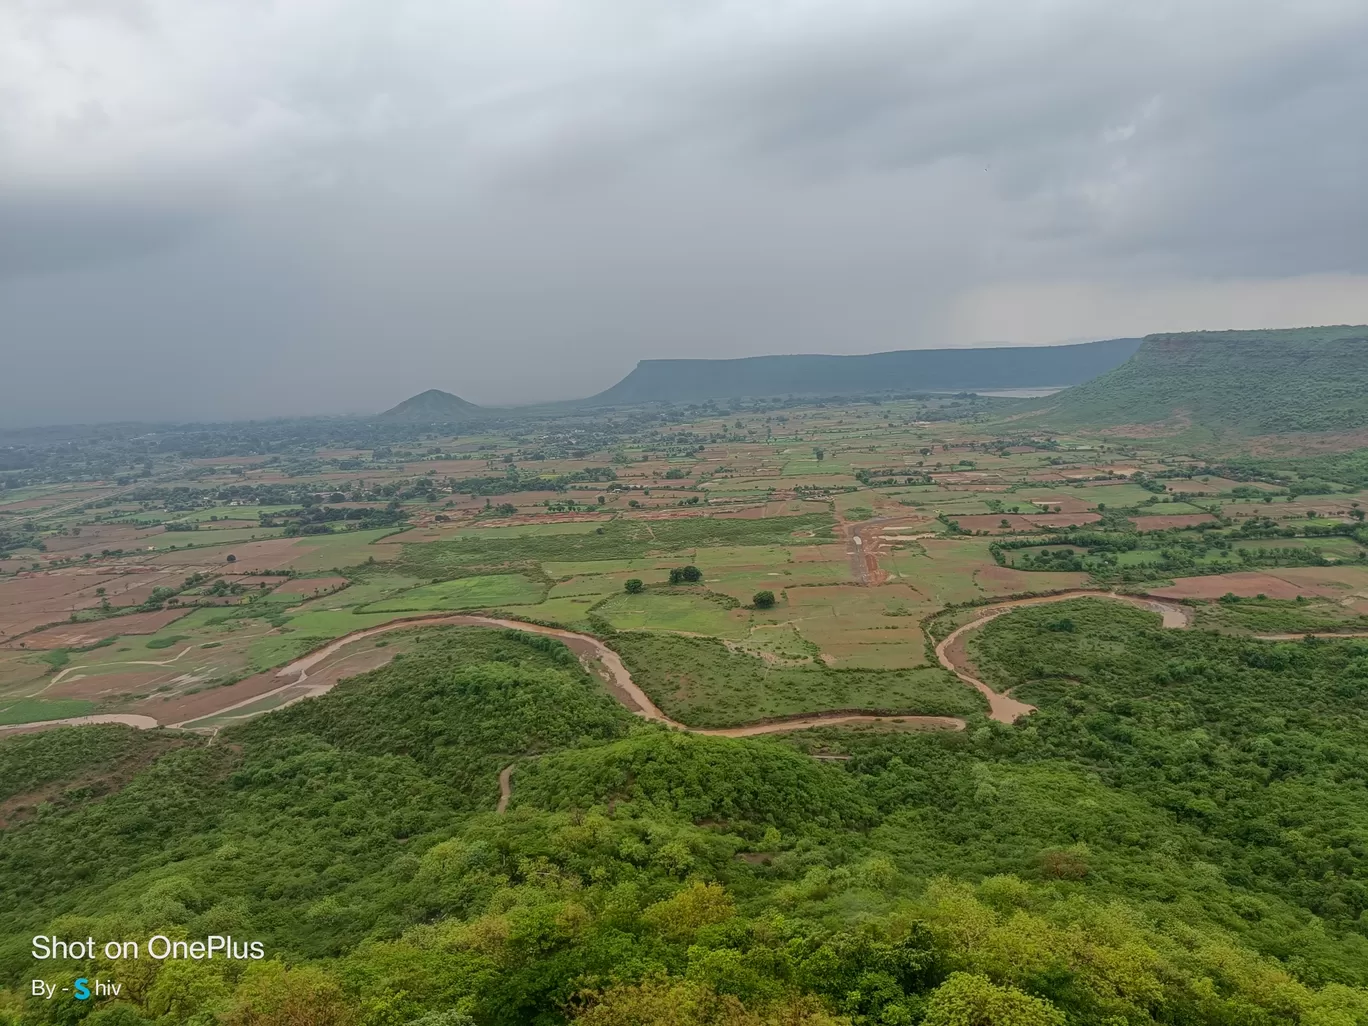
[1,0,1366,425]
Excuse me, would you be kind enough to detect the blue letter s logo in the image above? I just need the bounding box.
[74,978,90,1000]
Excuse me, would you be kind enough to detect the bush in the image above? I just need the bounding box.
[668,565,702,585]
[752,590,776,609]
[624,579,644,594]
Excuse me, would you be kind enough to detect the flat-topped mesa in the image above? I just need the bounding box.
[583,337,1142,404]
[1019,324,1368,440]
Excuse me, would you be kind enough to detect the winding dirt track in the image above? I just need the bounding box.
[1,593,1193,736]
[934,590,1191,723]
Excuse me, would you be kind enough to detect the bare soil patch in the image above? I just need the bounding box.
[134,671,285,725]
[0,572,127,638]
[156,538,303,570]
[1022,512,1103,528]
[46,670,184,702]
[37,524,163,556]
[973,565,1089,593]
[1267,566,1368,593]
[274,575,349,596]
[11,608,192,650]
[1151,573,1306,600]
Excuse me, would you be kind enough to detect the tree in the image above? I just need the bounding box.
[813,447,825,461]
[625,579,644,594]
[923,973,1064,1026]
[669,565,702,584]
[220,961,355,1026]
[752,590,776,609]
[226,553,237,563]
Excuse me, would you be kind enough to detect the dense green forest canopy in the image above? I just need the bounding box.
[4,605,1368,1026]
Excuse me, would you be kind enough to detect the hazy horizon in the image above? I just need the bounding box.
[4,1,1367,427]
[2,333,1121,430]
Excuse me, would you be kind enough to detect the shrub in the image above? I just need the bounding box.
[624,579,644,594]
[752,590,776,609]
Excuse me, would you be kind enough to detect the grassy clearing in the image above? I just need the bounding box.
[394,513,836,577]
[731,623,822,662]
[610,632,983,727]
[291,574,421,610]
[247,635,323,672]
[148,526,287,549]
[449,522,607,538]
[0,699,98,726]
[595,591,749,637]
[293,528,405,570]
[167,505,297,523]
[1190,597,1368,634]
[542,558,671,577]
[363,574,547,612]
[281,610,410,635]
[144,634,190,650]
[528,595,602,628]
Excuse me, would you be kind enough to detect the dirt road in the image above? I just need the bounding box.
[845,516,910,586]
[3,592,1192,736]
[933,590,1191,723]
[0,713,159,734]
[497,764,514,814]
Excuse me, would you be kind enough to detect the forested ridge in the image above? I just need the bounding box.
[3,610,1368,1026]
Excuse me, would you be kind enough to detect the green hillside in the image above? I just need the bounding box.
[4,611,1368,1024]
[1021,325,1368,440]
[379,388,481,422]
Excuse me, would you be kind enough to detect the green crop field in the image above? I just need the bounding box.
[612,632,984,727]
[363,573,547,611]
[0,698,98,726]
[595,591,750,636]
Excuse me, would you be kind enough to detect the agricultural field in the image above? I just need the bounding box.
[3,396,1366,731]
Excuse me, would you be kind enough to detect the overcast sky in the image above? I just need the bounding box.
[3,0,1367,425]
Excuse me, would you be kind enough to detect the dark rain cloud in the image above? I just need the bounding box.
[1,0,1366,425]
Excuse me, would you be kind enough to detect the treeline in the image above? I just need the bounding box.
[990,520,1367,580]
[263,504,407,536]
[0,529,37,558]
[452,466,619,497]
[854,468,933,488]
